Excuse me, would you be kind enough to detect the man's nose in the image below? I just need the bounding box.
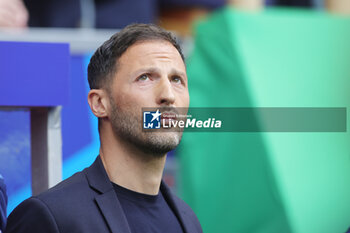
[155,78,175,106]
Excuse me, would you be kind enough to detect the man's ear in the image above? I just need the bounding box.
[87,89,109,118]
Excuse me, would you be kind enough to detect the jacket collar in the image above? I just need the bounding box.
[84,155,113,194]
[84,155,194,233]
[160,180,195,233]
[84,156,131,233]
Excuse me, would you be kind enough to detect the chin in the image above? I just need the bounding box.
[142,131,182,155]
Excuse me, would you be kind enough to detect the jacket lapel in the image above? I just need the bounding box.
[160,181,194,233]
[95,191,131,233]
[84,156,131,233]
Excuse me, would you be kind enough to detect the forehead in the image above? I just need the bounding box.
[117,40,185,70]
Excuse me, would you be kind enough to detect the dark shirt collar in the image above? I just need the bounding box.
[111,182,161,204]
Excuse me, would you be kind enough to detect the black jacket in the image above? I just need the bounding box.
[5,156,202,233]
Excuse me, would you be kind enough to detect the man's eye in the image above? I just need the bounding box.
[137,74,150,81]
[171,76,182,84]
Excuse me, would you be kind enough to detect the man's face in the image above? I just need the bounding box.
[107,40,189,156]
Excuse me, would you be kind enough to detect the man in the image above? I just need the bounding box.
[0,174,7,233]
[5,24,202,233]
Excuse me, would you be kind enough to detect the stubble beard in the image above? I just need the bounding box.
[109,97,183,157]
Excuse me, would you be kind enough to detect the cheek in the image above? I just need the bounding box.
[177,90,190,107]
[110,81,156,112]
[185,94,190,107]
[120,88,155,108]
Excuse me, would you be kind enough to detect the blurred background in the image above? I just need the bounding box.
[1,0,350,232]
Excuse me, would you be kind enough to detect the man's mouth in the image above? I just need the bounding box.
[161,111,178,126]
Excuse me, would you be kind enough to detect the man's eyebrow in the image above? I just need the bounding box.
[132,67,187,79]
[132,67,161,76]
[169,68,187,79]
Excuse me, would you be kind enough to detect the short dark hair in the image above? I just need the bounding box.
[87,23,185,90]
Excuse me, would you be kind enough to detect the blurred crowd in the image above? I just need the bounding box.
[0,0,339,34]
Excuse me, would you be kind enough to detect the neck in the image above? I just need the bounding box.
[99,124,167,195]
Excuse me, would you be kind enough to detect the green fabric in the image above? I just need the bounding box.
[178,8,350,233]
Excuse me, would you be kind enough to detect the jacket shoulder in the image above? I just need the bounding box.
[6,170,93,233]
[5,197,59,233]
[37,170,88,202]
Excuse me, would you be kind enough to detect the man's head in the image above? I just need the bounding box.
[87,24,185,90]
[87,24,189,157]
